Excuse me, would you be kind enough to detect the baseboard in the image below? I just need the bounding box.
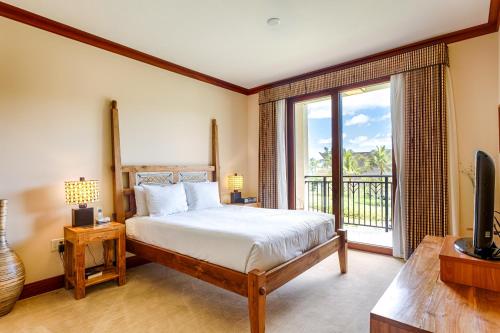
[348,242,393,256]
[19,255,150,300]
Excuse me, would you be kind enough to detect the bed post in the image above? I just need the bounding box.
[111,100,125,223]
[248,269,266,333]
[337,229,348,273]
[211,119,221,198]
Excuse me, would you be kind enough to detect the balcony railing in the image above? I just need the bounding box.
[304,175,393,231]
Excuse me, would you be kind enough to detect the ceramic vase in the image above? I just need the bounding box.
[0,199,25,316]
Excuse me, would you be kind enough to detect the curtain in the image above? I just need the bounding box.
[276,100,288,209]
[391,73,406,258]
[259,102,277,208]
[404,65,448,256]
[259,43,448,105]
[259,100,288,209]
[446,67,460,236]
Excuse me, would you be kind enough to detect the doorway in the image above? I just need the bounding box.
[287,81,393,252]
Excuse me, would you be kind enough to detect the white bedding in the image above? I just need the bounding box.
[126,205,335,273]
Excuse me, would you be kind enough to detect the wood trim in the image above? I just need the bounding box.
[489,0,500,26]
[331,92,342,231]
[1,1,497,96]
[348,242,393,256]
[19,256,149,300]
[0,1,248,95]
[248,0,500,94]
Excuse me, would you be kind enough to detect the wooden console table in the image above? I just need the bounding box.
[370,236,500,332]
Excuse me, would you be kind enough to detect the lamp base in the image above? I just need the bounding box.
[72,207,94,227]
[230,191,242,204]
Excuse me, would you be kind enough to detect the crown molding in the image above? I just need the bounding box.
[1,1,498,96]
[0,2,249,95]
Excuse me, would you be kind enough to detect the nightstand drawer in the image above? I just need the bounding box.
[83,229,119,242]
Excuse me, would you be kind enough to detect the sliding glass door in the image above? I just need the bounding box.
[287,92,341,230]
[340,82,393,248]
[287,80,393,250]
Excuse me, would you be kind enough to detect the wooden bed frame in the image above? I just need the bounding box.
[109,100,347,332]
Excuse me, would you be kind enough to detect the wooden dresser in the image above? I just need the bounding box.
[370,236,500,333]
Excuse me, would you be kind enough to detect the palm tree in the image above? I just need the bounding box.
[343,149,360,175]
[355,154,368,174]
[309,157,320,174]
[370,145,390,175]
[319,147,332,170]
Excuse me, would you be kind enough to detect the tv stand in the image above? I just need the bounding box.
[370,236,500,332]
[440,236,500,291]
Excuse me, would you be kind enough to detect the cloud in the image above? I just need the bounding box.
[342,88,390,109]
[345,114,370,126]
[307,100,331,119]
[318,138,332,144]
[377,112,391,121]
[347,133,392,152]
[349,136,369,145]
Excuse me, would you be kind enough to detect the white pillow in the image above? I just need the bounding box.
[183,182,222,210]
[134,186,149,216]
[143,183,188,216]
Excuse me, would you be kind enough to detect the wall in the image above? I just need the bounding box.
[246,33,500,237]
[448,32,499,235]
[0,17,248,283]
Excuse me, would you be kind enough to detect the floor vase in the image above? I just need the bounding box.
[0,199,25,316]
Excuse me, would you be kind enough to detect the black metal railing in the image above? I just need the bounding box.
[304,175,392,231]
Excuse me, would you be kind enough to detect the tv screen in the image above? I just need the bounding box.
[473,150,495,253]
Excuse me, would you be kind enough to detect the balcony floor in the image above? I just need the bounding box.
[344,224,392,248]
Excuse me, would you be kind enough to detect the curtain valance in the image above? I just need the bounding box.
[259,43,448,104]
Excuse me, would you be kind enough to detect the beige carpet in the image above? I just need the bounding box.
[0,250,402,333]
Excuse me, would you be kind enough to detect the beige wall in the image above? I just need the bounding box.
[0,18,248,283]
[448,32,499,235]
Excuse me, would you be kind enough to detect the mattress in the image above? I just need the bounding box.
[126,205,335,273]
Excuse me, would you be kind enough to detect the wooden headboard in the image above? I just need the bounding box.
[110,100,220,223]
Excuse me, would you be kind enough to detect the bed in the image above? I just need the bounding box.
[110,100,347,333]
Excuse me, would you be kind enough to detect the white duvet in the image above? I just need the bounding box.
[126,205,335,273]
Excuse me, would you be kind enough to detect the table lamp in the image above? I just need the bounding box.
[228,173,243,203]
[65,177,100,227]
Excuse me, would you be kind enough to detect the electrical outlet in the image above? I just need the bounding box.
[51,238,64,252]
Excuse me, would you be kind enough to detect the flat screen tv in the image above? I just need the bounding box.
[455,150,497,259]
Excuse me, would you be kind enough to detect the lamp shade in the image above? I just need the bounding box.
[228,173,243,192]
[64,177,100,206]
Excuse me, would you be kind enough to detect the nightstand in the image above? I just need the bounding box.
[229,202,261,208]
[63,222,126,299]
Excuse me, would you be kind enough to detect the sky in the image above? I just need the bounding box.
[306,86,391,159]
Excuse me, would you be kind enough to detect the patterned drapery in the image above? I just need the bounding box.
[404,65,448,255]
[258,102,278,208]
[258,42,450,248]
[259,43,448,105]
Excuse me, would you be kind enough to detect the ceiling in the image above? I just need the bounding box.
[3,0,492,89]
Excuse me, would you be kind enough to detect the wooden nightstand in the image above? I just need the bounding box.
[229,202,261,208]
[63,222,126,299]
